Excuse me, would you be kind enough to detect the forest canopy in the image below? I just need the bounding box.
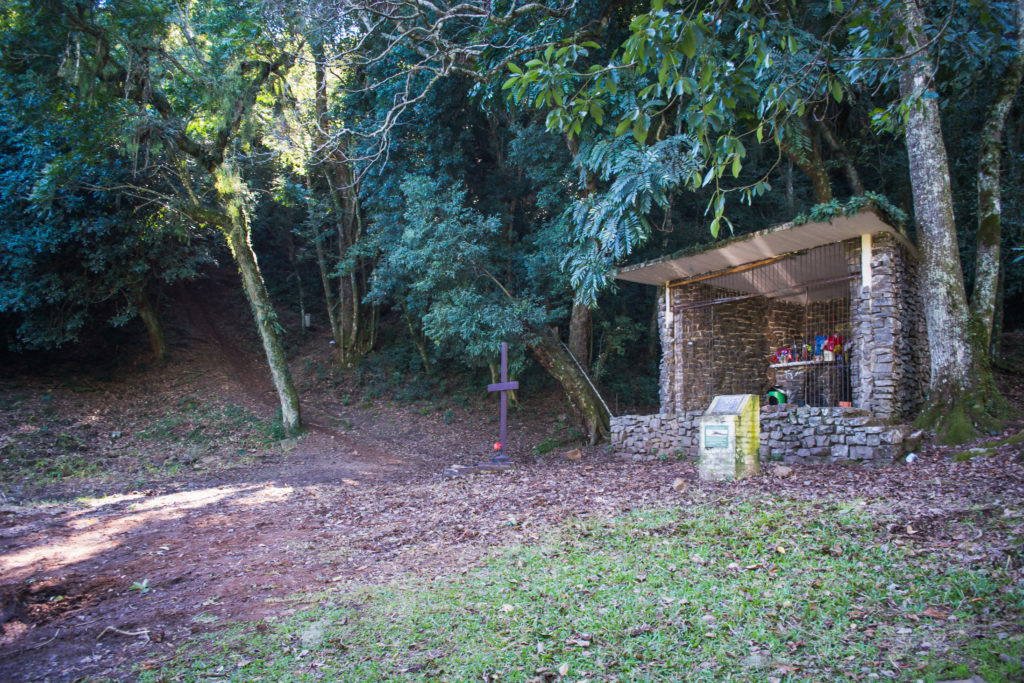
[0,0,1021,441]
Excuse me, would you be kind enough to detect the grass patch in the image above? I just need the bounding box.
[138,397,283,447]
[0,395,284,494]
[141,500,1023,682]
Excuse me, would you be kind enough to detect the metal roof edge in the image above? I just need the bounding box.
[616,210,916,286]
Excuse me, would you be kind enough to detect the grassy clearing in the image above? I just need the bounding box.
[137,396,284,448]
[0,395,282,494]
[142,499,1022,682]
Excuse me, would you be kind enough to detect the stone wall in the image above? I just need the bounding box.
[660,232,925,422]
[845,233,928,421]
[759,405,909,463]
[611,406,910,464]
[660,284,772,412]
[610,411,704,458]
[712,294,769,396]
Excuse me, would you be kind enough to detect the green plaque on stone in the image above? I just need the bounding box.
[704,424,730,449]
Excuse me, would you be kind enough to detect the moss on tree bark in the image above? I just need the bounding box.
[223,196,302,436]
[531,328,610,445]
[900,0,1009,442]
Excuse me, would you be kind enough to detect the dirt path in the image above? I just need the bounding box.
[3,436,1022,682]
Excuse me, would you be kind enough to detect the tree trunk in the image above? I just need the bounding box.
[135,286,167,364]
[899,0,1004,441]
[568,301,592,370]
[530,328,610,444]
[779,117,833,203]
[405,308,432,375]
[223,195,302,435]
[314,233,345,365]
[311,38,373,366]
[817,121,866,195]
[971,0,1024,350]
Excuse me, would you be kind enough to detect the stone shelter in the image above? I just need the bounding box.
[610,210,928,464]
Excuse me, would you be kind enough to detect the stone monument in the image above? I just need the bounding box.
[698,394,761,481]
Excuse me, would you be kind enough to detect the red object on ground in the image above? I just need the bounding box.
[494,442,502,450]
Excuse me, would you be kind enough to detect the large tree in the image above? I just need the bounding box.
[3,0,304,433]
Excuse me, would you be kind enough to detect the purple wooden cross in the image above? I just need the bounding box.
[487,342,518,462]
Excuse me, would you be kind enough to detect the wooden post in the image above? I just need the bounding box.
[487,342,519,461]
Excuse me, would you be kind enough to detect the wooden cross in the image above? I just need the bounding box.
[487,342,518,461]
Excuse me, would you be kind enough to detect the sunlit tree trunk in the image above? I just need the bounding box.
[221,185,302,435]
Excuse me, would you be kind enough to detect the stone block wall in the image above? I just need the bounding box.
[611,406,910,464]
[759,405,909,463]
[766,299,803,352]
[660,232,925,422]
[845,233,927,421]
[660,283,772,412]
[712,294,769,396]
[610,411,703,458]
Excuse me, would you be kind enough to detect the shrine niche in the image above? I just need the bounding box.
[610,210,928,465]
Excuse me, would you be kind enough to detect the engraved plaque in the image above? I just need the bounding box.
[704,424,730,449]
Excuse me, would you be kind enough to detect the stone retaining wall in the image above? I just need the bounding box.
[611,406,910,464]
[610,411,703,459]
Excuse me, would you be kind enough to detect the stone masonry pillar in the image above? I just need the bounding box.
[846,232,906,421]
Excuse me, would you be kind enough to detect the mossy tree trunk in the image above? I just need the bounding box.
[899,0,1005,441]
[972,0,1024,352]
[58,7,303,435]
[568,302,592,371]
[221,186,302,435]
[530,328,610,445]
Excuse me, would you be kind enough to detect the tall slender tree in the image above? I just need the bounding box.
[4,0,304,432]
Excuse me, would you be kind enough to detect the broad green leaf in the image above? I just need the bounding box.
[831,79,844,103]
[681,24,697,59]
[632,116,649,144]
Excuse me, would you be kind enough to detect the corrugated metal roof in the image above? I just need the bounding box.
[616,211,914,286]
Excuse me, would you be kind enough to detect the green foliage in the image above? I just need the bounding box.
[792,192,910,230]
[561,134,706,304]
[0,109,212,349]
